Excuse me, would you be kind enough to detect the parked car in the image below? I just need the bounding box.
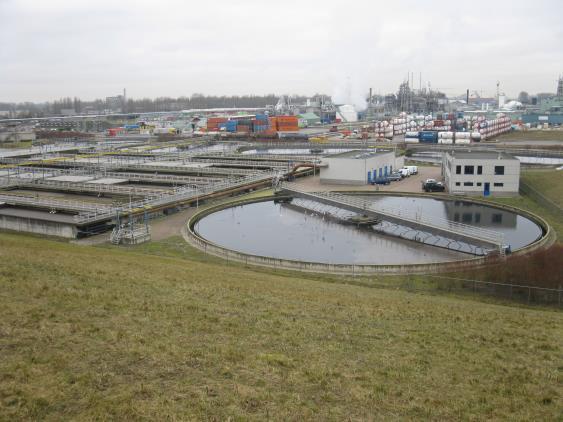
[372,178,390,185]
[422,180,445,192]
[387,173,402,181]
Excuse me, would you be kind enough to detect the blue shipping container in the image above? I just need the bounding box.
[226,121,238,132]
[419,131,438,141]
[255,114,268,121]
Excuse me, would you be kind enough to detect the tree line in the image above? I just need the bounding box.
[0,94,314,118]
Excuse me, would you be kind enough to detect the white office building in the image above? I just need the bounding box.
[320,150,404,185]
[443,151,520,195]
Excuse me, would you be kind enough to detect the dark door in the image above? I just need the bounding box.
[484,182,490,196]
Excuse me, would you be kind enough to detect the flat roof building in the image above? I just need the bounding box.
[443,151,520,196]
[320,149,404,185]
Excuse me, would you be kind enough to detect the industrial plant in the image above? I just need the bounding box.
[1,74,559,271]
[0,74,560,277]
[2,0,563,419]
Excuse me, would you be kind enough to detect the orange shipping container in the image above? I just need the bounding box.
[276,116,298,123]
[207,117,228,123]
[269,117,277,130]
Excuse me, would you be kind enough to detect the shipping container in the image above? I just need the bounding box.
[277,126,299,132]
[269,117,277,130]
[253,125,269,133]
[419,131,438,143]
[226,120,238,132]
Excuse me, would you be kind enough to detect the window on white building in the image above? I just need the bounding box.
[494,166,505,175]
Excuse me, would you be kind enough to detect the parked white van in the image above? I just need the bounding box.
[398,168,410,177]
[403,165,418,175]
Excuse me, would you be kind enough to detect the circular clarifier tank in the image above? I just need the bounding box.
[193,196,544,266]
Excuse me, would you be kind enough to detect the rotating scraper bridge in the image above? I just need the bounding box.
[280,183,506,255]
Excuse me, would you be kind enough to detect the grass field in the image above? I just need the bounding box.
[1,231,562,420]
[0,140,33,149]
[522,169,563,208]
[1,171,563,419]
[494,130,563,142]
[487,169,563,240]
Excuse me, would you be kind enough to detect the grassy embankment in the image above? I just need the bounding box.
[492,169,563,240]
[0,140,33,149]
[1,231,562,420]
[494,130,563,142]
[1,171,562,419]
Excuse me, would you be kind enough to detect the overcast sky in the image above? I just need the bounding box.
[1,0,562,103]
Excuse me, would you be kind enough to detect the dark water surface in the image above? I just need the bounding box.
[195,197,542,265]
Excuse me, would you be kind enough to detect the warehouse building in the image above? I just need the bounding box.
[320,150,404,185]
[443,151,520,195]
[0,129,36,143]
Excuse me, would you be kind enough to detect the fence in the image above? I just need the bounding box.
[402,275,562,308]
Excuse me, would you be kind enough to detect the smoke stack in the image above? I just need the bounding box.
[466,89,469,105]
[369,88,372,105]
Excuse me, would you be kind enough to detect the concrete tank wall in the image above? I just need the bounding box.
[0,215,77,238]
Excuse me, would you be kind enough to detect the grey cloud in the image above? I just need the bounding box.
[0,0,562,102]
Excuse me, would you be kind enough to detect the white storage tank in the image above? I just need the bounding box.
[455,138,470,144]
[438,138,453,144]
[439,131,454,139]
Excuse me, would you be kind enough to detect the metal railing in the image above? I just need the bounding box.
[0,193,113,214]
[72,170,276,224]
[24,179,167,197]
